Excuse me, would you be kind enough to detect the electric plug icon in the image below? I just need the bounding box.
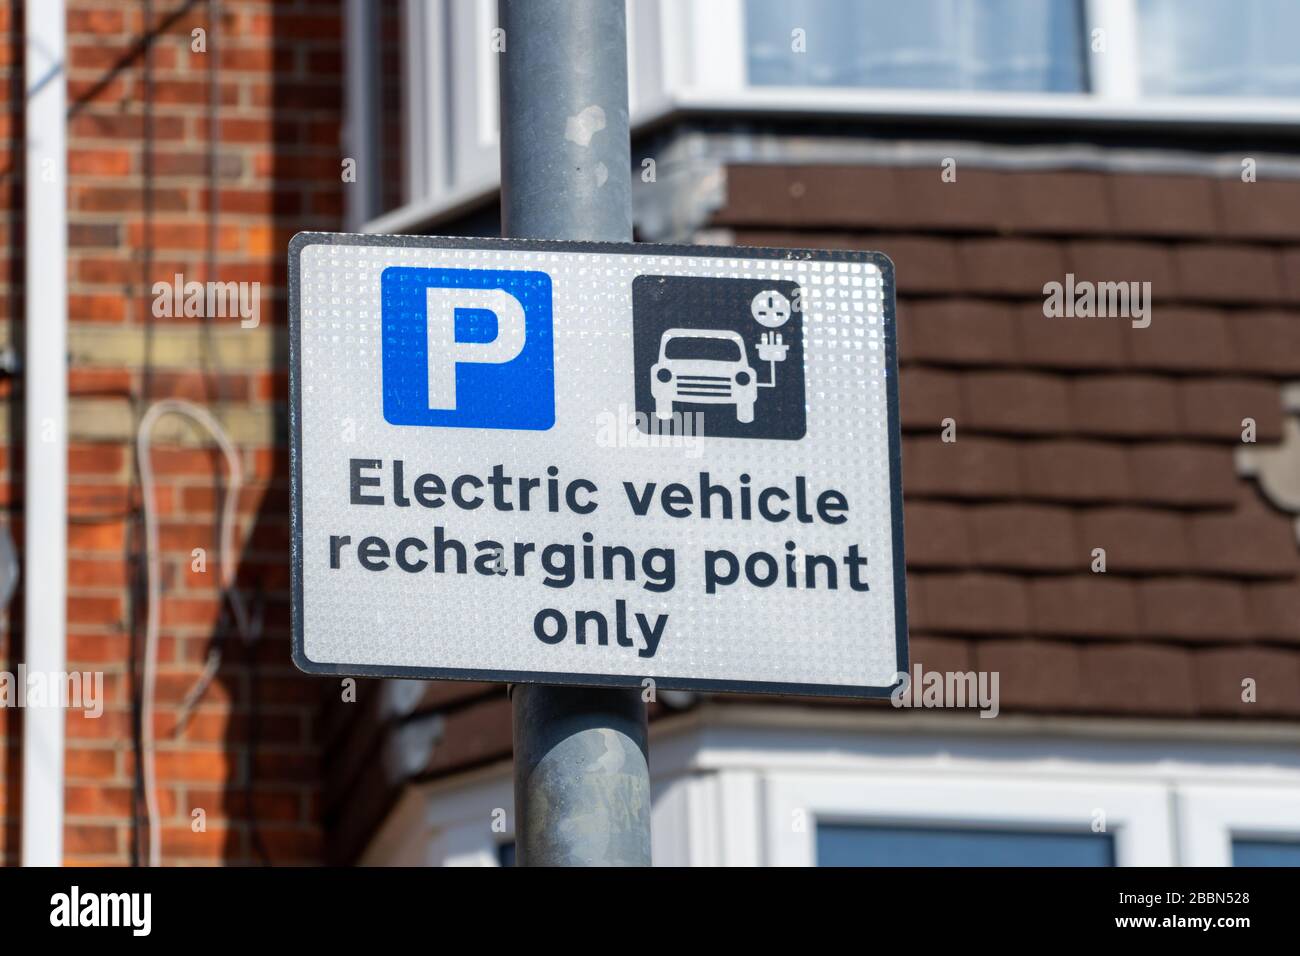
[757,331,789,363]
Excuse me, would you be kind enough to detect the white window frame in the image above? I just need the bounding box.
[361,770,516,867]
[1178,784,1300,867]
[764,772,1172,867]
[362,714,1300,867]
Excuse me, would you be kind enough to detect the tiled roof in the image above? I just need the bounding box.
[718,163,1300,721]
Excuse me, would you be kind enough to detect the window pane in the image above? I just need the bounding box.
[817,823,1114,866]
[1138,0,1300,96]
[744,0,1087,92]
[1233,839,1300,867]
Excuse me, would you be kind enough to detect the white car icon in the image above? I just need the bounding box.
[651,328,758,424]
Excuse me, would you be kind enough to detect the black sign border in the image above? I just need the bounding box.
[288,232,908,700]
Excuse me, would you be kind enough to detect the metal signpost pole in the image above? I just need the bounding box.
[497,0,652,866]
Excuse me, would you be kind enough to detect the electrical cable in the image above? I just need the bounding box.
[136,399,248,868]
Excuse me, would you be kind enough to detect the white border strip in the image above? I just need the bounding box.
[22,0,67,868]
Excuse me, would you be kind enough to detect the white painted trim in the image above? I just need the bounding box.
[669,86,1300,126]
[1085,0,1142,98]
[22,0,67,868]
[361,171,499,234]
[764,772,1172,866]
[1177,785,1300,866]
[683,0,745,93]
[372,711,1300,866]
[445,0,499,194]
[472,0,498,152]
[656,0,689,93]
[627,0,662,113]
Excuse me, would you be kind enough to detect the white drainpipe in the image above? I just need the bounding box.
[22,0,67,867]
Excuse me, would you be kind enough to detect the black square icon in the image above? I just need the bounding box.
[631,275,806,441]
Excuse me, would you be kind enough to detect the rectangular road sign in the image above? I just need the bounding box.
[289,233,907,698]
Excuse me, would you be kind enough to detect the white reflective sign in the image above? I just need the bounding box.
[289,234,907,698]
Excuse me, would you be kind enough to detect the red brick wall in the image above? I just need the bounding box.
[1,0,344,865]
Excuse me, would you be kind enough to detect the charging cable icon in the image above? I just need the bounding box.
[752,290,792,389]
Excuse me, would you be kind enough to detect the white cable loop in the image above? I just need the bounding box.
[136,399,245,868]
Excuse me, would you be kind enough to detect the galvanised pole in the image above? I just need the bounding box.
[497,0,651,867]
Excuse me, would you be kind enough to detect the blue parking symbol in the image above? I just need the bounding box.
[381,267,555,431]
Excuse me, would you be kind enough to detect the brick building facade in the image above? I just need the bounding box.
[3,0,1299,867]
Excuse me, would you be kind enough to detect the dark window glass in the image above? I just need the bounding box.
[1232,839,1300,867]
[816,823,1115,867]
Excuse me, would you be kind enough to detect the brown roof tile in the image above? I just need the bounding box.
[899,299,1018,365]
[899,367,964,429]
[909,635,975,674]
[966,504,1080,571]
[715,166,801,224]
[1079,644,1198,716]
[962,371,1071,435]
[909,572,1032,634]
[1280,248,1300,303]
[1193,647,1300,717]
[1029,576,1141,638]
[1173,244,1286,304]
[1005,171,1113,235]
[891,167,1009,231]
[902,435,1022,499]
[1190,507,1300,578]
[1128,444,1240,507]
[1076,508,1193,575]
[1137,579,1251,641]
[1071,375,1182,438]
[1065,240,1177,289]
[1021,440,1132,503]
[1229,310,1300,375]
[1127,307,1235,373]
[1178,378,1285,442]
[1216,180,1300,242]
[903,502,973,569]
[1108,175,1218,237]
[974,638,1083,712]
[1245,582,1300,642]
[779,165,898,227]
[959,237,1064,296]
[1015,302,1130,369]
[884,237,966,294]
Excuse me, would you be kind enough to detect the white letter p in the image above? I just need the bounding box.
[424,288,526,410]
